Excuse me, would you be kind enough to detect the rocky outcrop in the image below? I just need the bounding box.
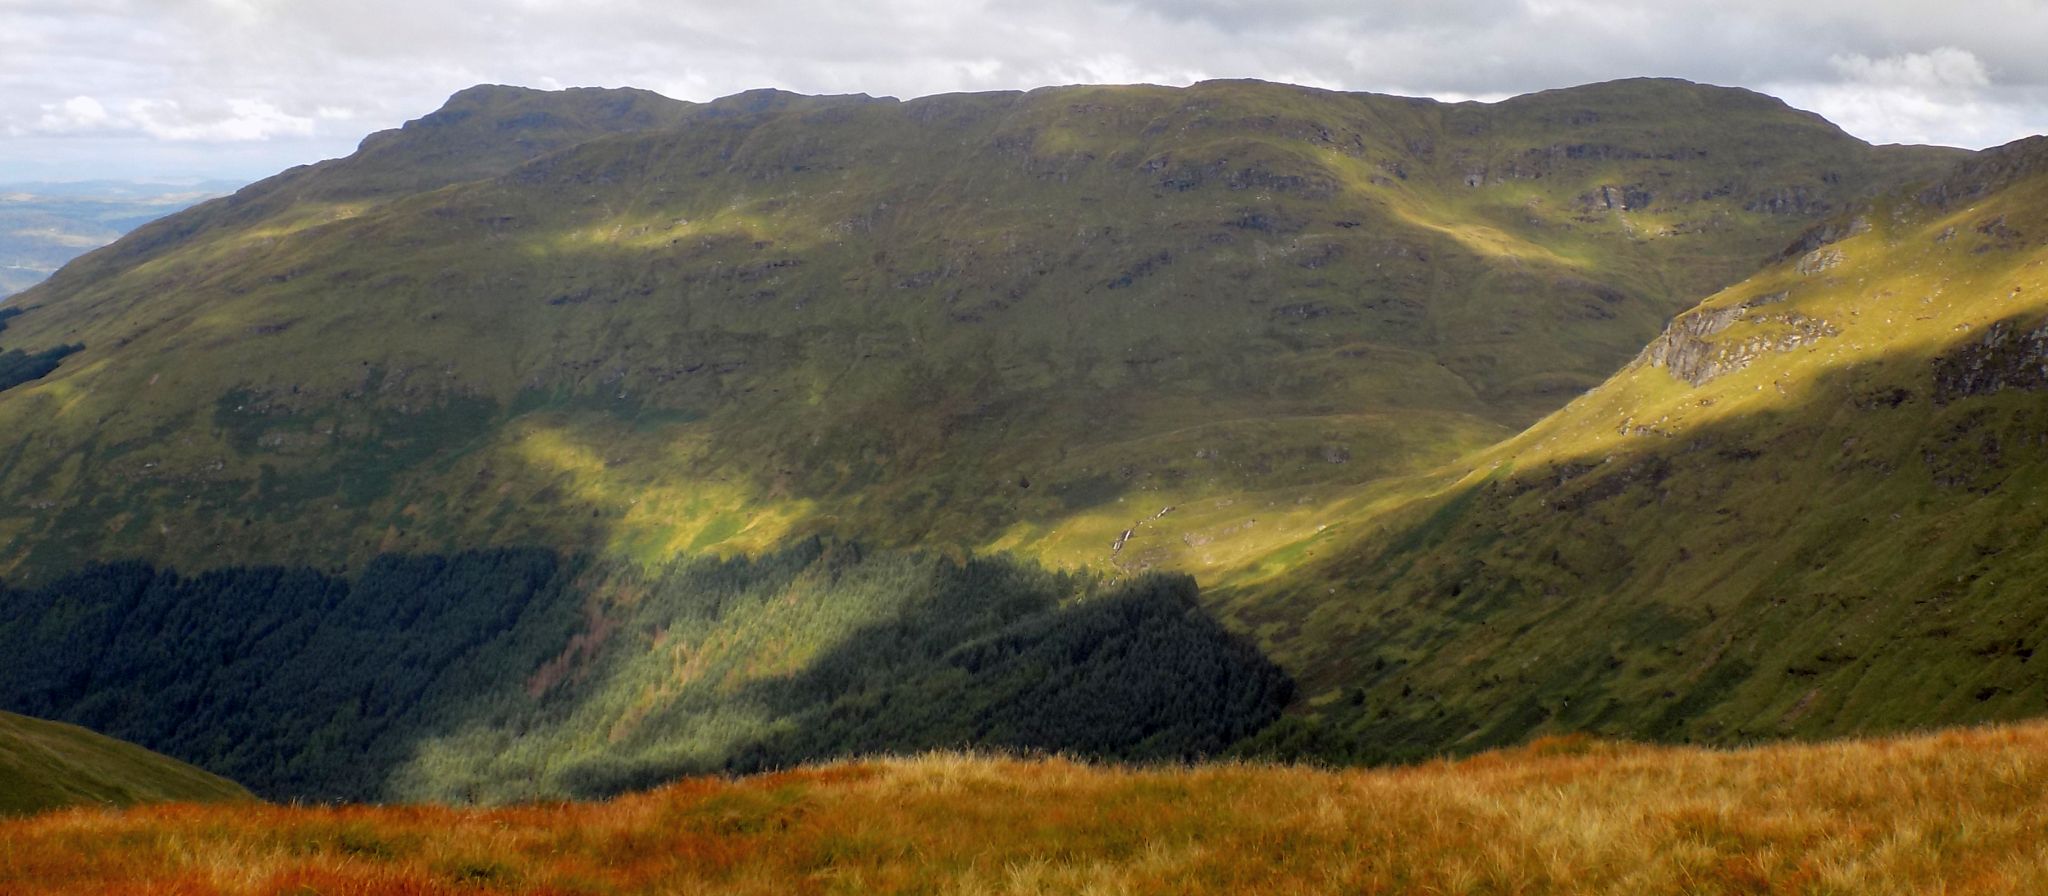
[1780,216,1870,260]
[1636,292,1839,386]
[1580,184,1654,211]
[1795,248,1845,275]
[1917,135,2048,210]
[1638,304,1747,384]
[1932,317,2048,404]
[1745,186,1830,215]
[1151,156,1340,198]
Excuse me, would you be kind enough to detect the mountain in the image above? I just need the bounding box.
[0,180,237,299]
[0,79,1961,581]
[1234,134,2048,761]
[0,710,253,815]
[0,78,1978,799]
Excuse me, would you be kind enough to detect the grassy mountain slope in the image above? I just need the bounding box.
[9,721,2048,894]
[0,710,252,816]
[0,79,1961,585]
[0,79,1984,795]
[1232,135,2048,760]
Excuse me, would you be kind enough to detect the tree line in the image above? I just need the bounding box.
[0,540,1292,802]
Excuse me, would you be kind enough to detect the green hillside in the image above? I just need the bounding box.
[0,710,252,815]
[0,79,1960,583]
[1234,135,2048,761]
[0,78,1987,799]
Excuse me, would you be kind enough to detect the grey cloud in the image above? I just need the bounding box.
[2,0,2045,181]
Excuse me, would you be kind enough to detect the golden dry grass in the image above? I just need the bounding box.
[7,721,2048,894]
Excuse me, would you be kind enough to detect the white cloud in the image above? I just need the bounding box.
[1,0,2045,180]
[31,96,113,133]
[1777,82,2025,147]
[17,94,312,142]
[1766,47,2044,147]
[126,98,315,141]
[1830,47,1989,90]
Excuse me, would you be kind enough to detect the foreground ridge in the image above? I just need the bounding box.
[6,721,2046,894]
[0,710,252,817]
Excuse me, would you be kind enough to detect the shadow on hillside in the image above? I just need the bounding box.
[0,538,1292,803]
[1228,316,2048,763]
[17,317,2047,798]
[545,566,1295,798]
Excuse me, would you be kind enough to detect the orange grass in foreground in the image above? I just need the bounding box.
[6,723,2048,895]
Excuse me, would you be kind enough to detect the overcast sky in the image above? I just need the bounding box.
[5,0,2046,183]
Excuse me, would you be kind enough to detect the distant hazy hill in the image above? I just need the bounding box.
[0,78,1990,799]
[0,180,237,298]
[0,710,252,815]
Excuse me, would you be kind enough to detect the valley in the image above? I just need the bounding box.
[1,74,2043,814]
[0,180,234,298]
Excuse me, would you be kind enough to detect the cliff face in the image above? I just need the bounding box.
[1933,315,2048,404]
